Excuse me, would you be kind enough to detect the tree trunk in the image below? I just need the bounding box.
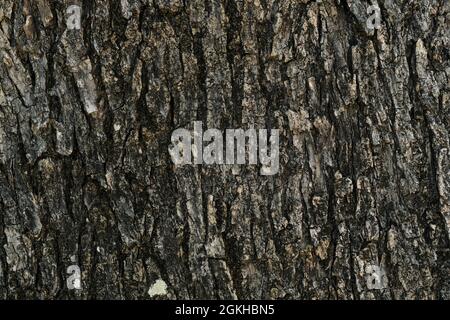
[0,0,449,300]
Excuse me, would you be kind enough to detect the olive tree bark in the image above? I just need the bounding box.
[0,0,449,299]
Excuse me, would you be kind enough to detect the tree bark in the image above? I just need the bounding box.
[0,0,449,299]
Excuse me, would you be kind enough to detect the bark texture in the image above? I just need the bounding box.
[0,0,449,299]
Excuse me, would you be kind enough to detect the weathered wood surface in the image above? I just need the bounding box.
[0,0,449,299]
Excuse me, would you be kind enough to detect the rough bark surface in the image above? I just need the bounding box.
[0,0,449,299]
